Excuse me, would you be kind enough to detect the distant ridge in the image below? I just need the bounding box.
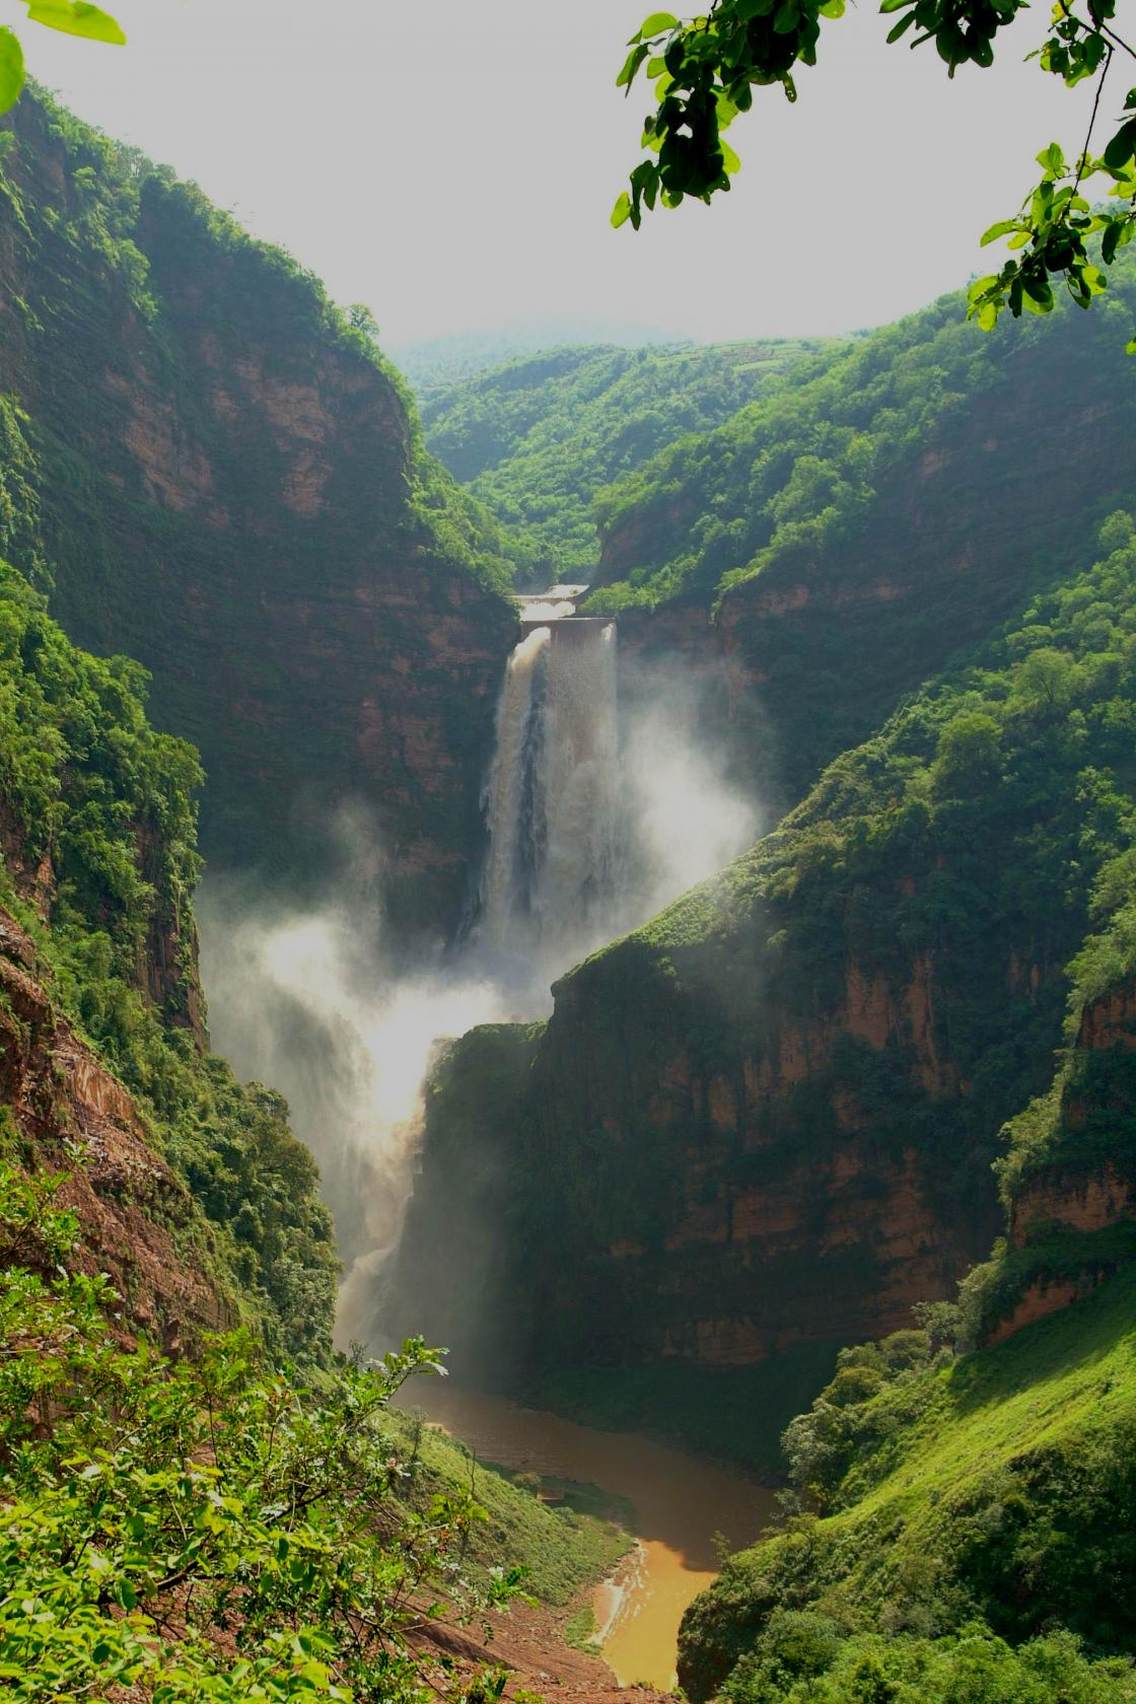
[394,319,688,391]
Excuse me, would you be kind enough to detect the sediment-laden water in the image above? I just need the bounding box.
[407,1383,773,1691]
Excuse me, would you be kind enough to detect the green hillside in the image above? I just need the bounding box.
[587,265,1136,616]
[679,1264,1136,1699]
[418,338,826,577]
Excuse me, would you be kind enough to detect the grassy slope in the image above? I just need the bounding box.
[392,1409,630,1606]
[842,1272,1136,1544]
[683,1268,1136,1681]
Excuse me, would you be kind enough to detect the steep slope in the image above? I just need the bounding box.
[0,537,641,1704]
[0,90,524,931]
[0,549,337,1358]
[675,930,1136,1701]
[418,339,824,577]
[677,1268,1136,1701]
[0,902,230,1348]
[389,513,1136,1467]
[602,274,1136,814]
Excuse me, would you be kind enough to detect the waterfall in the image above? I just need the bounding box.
[479,624,551,940]
[199,588,760,1355]
[478,615,622,969]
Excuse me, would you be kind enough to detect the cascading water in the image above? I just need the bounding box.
[478,624,551,944]
[477,613,622,974]
[200,587,759,1351]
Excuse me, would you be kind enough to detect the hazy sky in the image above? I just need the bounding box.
[14,0,1083,347]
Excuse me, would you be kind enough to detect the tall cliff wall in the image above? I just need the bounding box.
[390,514,1136,1457]
[0,93,520,931]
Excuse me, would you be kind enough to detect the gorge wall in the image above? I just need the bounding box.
[389,512,1136,1455]
[0,92,520,933]
[604,289,1136,820]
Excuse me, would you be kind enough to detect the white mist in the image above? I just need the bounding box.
[198,622,761,1351]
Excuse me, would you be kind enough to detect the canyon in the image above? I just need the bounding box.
[3,73,1136,1703]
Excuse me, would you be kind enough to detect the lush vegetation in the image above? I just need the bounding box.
[0,1151,618,1703]
[0,541,631,1696]
[0,88,527,599]
[584,254,1136,615]
[679,1263,1136,1701]
[417,338,824,577]
[401,508,1136,1477]
[0,87,526,932]
[0,546,340,1360]
[665,514,1136,1691]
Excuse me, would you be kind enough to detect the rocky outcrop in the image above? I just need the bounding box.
[0,94,518,933]
[974,975,1136,1348]
[390,922,1044,1401]
[1008,975,1136,1250]
[0,906,230,1345]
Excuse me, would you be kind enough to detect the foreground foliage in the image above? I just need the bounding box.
[0,1162,527,1704]
[613,1,1135,352]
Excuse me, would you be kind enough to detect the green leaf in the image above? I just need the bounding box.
[25,1,125,44]
[721,138,741,173]
[611,192,632,229]
[819,0,845,15]
[640,11,679,35]
[980,219,1019,246]
[1103,120,1136,173]
[1034,141,1065,175]
[0,28,25,113]
[886,12,917,40]
[616,41,649,87]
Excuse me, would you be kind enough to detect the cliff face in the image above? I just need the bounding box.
[0,904,230,1346]
[392,888,1059,1407]
[974,973,1136,1347]
[504,928,1015,1377]
[0,545,340,1360]
[0,94,519,931]
[611,313,1136,817]
[393,515,1136,1446]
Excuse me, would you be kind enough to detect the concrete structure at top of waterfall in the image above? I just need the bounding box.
[516,586,590,625]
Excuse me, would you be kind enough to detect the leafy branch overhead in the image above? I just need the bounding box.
[0,1,125,118]
[612,0,1136,347]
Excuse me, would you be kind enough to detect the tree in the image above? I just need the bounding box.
[348,301,382,340]
[612,1,1136,348]
[0,3,126,120]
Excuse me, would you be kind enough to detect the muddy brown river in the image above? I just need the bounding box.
[408,1385,773,1691]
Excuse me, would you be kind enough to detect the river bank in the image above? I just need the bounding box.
[404,1384,774,1690]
